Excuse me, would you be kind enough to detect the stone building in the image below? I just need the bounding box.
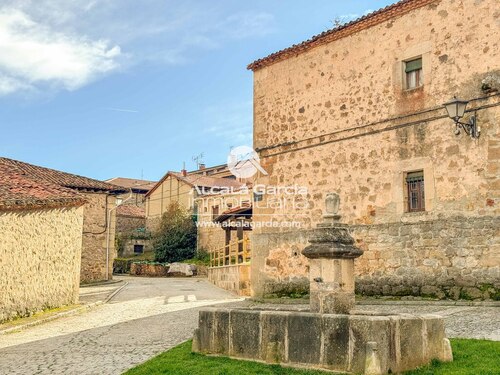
[196,189,253,295]
[105,177,156,207]
[115,205,148,257]
[0,157,125,283]
[0,160,85,322]
[248,0,499,298]
[106,177,156,257]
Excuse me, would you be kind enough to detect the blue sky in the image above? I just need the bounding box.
[0,0,392,181]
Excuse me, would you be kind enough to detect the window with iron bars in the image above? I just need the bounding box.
[406,171,425,212]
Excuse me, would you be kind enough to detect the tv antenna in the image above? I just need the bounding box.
[192,152,204,168]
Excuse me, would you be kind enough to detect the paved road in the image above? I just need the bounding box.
[1,277,498,375]
[0,276,243,375]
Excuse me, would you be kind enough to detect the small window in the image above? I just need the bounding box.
[406,171,425,212]
[134,244,144,254]
[212,205,219,220]
[405,57,423,89]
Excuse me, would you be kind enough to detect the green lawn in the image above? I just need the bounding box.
[124,339,500,375]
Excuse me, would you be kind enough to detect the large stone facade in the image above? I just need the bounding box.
[0,206,84,322]
[80,192,117,283]
[250,0,499,297]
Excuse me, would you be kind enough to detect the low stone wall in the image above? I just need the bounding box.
[193,307,451,374]
[130,263,169,277]
[129,262,200,277]
[208,265,251,296]
[251,215,500,300]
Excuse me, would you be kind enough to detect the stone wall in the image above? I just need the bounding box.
[250,0,499,297]
[121,238,149,257]
[116,213,145,234]
[253,214,499,299]
[80,192,117,283]
[0,206,84,322]
[208,265,251,296]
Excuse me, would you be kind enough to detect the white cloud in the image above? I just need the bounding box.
[0,8,121,95]
[203,100,253,146]
[218,12,275,39]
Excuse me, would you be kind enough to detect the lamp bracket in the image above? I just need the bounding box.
[454,112,479,139]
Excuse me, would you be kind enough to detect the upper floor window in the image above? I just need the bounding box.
[405,57,423,90]
[212,205,219,220]
[406,171,425,212]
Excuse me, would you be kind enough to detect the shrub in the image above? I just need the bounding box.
[113,258,134,274]
[194,248,211,265]
[153,203,197,263]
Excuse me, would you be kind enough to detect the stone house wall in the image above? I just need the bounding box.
[196,191,253,253]
[80,192,117,283]
[0,206,84,322]
[250,0,499,298]
[116,214,146,234]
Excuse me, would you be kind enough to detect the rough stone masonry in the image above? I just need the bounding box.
[248,0,500,298]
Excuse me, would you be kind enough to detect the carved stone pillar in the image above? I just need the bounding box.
[302,193,363,314]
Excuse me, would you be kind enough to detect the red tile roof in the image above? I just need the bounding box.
[0,157,125,193]
[248,0,437,71]
[0,161,85,211]
[214,205,252,223]
[105,177,157,192]
[116,205,146,218]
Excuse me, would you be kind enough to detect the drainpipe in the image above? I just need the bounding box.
[105,189,133,280]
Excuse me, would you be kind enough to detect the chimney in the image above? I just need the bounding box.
[181,161,187,176]
[199,163,206,170]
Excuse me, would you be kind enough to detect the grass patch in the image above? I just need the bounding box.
[124,339,500,375]
[0,304,81,329]
[118,251,155,261]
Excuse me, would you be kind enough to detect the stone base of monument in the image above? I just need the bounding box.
[192,307,452,375]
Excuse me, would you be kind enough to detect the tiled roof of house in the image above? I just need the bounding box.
[0,157,125,193]
[146,170,245,197]
[105,177,157,192]
[0,161,85,211]
[247,0,437,71]
[116,205,146,218]
[214,204,252,223]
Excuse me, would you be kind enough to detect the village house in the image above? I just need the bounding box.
[0,157,125,284]
[105,177,156,207]
[196,188,253,295]
[0,159,85,322]
[106,177,156,257]
[145,168,244,229]
[115,205,148,257]
[145,166,253,294]
[248,0,499,299]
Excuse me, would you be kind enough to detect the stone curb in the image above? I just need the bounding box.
[0,282,129,335]
[79,279,124,288]
[0,302,101,336]
[251,297,500,307]
[103,281,128,303]
[356,299,500,307]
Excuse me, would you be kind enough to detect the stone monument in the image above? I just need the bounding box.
[192,194,453,374]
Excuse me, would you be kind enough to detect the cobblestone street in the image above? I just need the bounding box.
[1,277,498,375]
[0,276,243,375]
